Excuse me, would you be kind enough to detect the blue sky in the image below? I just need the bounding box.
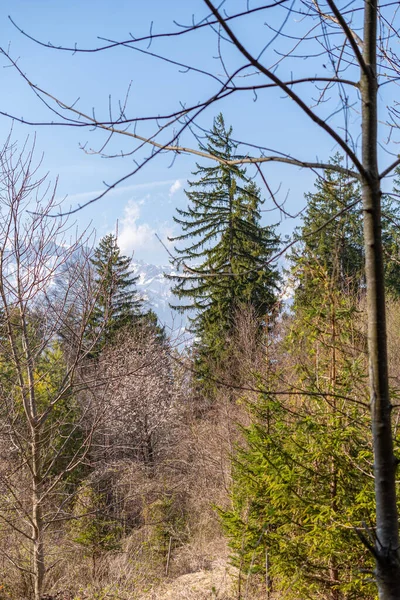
[1,1,395,264]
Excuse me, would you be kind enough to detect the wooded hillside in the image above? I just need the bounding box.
[0,117,399,600]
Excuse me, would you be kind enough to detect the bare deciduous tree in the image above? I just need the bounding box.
[0,137,101,600]
[1,1,400,595]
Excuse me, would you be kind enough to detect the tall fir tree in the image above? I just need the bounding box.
[221,266,377,600]
[221,160,400,598]
[89,234,142,351]
[291,155,400,307]
[169,114,280,383]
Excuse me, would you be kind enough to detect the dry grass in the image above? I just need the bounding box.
[138,557,236,600]
[0,309,269,600]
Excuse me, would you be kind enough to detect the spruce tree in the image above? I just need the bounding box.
[89,233,142,351]
[292,155,400,307]
[169,114,280,381]
[221,265,376,600]
[221,161,400,597]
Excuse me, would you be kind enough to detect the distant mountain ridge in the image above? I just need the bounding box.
[132,260,190,335]
[131,259,292,336]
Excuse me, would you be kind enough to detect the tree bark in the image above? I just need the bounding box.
[32,426,45,600]
[361,0,400,596]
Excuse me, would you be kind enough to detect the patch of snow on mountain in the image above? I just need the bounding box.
[132,260,190,336]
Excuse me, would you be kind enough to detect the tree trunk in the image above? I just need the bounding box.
[32,427,45,600]
[362,0,400,596]
[32,507,45,600]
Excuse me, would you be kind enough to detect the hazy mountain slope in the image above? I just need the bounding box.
[132,260,191,335]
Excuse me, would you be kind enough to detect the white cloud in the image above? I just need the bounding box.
[118,199,154,256]
[118,195,173,263]
[169,179,182,197]
[116,197,178,264]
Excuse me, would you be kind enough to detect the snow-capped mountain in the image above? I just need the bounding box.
[132,260,191,335]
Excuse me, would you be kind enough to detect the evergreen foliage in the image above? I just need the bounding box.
[35,342,87,485]
[220,161,400,598]
[0,309,87,487]
[89,234,142,351]
[384,168,400,294]
[168,114,280,381]
[221,266,376,599]
[291,156,400,308]
[69,482,123,579]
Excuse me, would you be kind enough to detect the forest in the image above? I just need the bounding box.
[1,0,400,599]
[0,113,398,600]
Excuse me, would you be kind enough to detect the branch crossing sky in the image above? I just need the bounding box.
[1,1,375,263]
